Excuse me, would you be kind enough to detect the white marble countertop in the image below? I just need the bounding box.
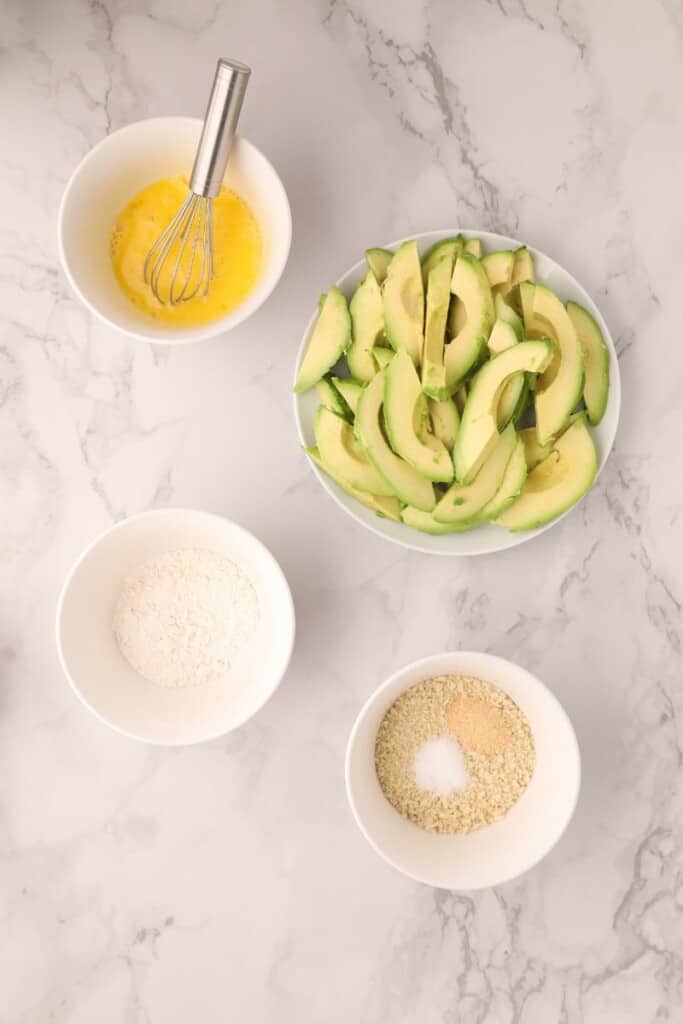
[2,0,681,1020]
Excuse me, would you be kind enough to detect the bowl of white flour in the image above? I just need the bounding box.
[56,509,295,744]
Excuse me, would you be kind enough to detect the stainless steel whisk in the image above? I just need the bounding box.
[143,58,251,306]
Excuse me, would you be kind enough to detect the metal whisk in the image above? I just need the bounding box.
[144,58,251,306]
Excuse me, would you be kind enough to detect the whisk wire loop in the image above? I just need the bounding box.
[141,58,250,307]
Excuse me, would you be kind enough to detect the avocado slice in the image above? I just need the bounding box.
[566,301,609,425]
[520,427,554,470]
[355,371,436,511]
[512,246,535,285]
[383,241,424,365]
[463,237,482,258]
[481,250,515,289]
[494,294,524,340]
[384,350,454,483]
[485,319,528,432]
[533,284,585,444]
[518,281,549,339]
[454,384,468,415]
[518,281,558,344]
[448,253,510,340]
[454,340,553,483]
[295,286,351,393]
[372,346,394,369]
[518,280,535,328]
[494,413,597,531]
[315,406,395,496]
[331,376,363,417]
[421,251,456,399]
[347,273,383,381]
[365,247,393,285]
[498,246,536,300]
[447,295,467,340]
[317,376,350,419]
[306,447,402,521]
[434,423,517,524]
[401,506,477,534]
[428,396,459,450]
[444,254,495,392]
[511,377,532,423]
[479,436,527,521]
[421,236,463,285]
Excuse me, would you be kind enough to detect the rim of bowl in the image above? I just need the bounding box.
[57,116,292,346]
[293,229,621,556]
[55,507,296,745]
[344,650,582,889]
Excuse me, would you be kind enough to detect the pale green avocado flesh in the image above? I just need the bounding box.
[518,281,555,340]
[493,295,524,343]
[463,237,482,258]
[347,272,383,381]
[447,295,467,340]
[487,315,527,429]
[382,241,424,365]
[421,236,463,284]
[566,301,609,425]
[295,286,351,393]
[428,396,459,450]
[478,436,527,521]
[365,247,393,284]
[355,371,436,511]
[512,247,535,286]
[331,376,363,416]
[317,376,350,418]
[498,247,536,301]
[314,406,395,496]
[435,423,517,524]
[372,346,394,369]
[401,506,477,534]
[494,413,597,530]
[421,251,456,398]
[454,340,553,484]
[306,447,402,521]
[454,384,468,415]
[445,254,495,393]
[520,427,554,470]
[510,377,531,423]
[384,350,454,483]
[482,250,515,289]
[533,284,585,444]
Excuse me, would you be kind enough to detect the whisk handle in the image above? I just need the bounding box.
[190,58,251,198]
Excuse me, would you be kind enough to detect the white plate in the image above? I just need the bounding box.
[293,230,621,556]
[346,651,581,890]
[56,509,295,745]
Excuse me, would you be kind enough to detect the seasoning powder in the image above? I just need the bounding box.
[375,674,535,833]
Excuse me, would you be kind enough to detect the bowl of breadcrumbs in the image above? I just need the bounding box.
[345,651,580,890]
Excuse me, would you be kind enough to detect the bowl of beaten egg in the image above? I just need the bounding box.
[58,116,291,343]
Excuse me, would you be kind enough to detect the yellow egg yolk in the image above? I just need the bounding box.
[111,175,262,326]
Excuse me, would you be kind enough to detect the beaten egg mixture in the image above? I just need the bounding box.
[111,175,262,326]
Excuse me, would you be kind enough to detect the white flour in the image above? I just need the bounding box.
[113,548,260,688]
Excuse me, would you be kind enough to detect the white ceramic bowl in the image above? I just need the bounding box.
[294,230,621,556]
[346,651,580,890]
[58,117,291,344]
[56,509,295,745]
